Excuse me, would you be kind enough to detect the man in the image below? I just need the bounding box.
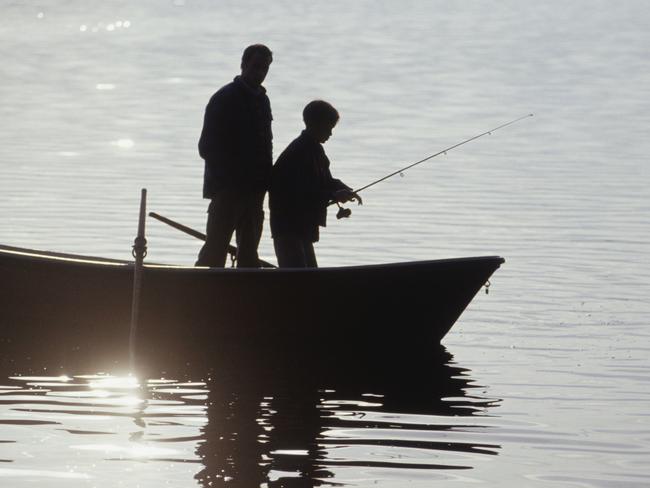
[196,44,273,267]
[269,100,362,268]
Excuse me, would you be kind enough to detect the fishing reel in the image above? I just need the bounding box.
[336,203,352,219]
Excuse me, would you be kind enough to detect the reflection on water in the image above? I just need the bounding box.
[0,347,500,487]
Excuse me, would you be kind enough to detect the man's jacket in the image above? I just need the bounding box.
[199,76,273,196]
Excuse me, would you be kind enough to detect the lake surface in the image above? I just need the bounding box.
[1,0,649,486]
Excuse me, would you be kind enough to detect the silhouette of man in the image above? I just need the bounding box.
[269,100,361,268]
[196,44,273,267]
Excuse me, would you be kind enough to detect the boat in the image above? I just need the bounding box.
[0,243,504,369]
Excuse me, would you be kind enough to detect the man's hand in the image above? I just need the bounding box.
[333,189,363,205]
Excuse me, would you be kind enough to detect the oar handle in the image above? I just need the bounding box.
[150,212,207,241]
[148,212,275,268]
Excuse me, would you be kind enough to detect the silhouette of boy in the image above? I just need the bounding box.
[269,100,361,267]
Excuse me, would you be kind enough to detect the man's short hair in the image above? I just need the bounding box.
[303,100,340,127]
[241,44,273,65]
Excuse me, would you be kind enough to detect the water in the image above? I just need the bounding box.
[0,354,502,487]
[1,0,649,486]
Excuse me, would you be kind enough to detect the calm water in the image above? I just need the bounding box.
[1,0,649,486]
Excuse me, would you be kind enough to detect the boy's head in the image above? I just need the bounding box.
[303,100,339,143]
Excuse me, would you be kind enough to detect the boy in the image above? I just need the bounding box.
[269,100,361,267]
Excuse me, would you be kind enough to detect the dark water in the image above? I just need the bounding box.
[1,0,650,486]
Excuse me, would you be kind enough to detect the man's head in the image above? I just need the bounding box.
[303,100,340,144]
[240,44,273,88]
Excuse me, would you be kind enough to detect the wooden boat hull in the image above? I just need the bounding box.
[0,245,504,368]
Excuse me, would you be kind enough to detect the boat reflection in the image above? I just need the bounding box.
[0,345,500,485]
[192,346,501,486]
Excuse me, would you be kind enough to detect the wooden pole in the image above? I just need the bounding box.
[129,189,148,369]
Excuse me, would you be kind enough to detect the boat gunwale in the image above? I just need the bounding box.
[0,243,504,273]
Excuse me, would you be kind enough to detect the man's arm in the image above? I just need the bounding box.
[198,90,235,161]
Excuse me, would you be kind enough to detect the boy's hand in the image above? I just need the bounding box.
[333,189,363,205]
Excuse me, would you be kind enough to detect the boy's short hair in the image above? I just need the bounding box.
[303,100,340,127]
[241,44,273,65]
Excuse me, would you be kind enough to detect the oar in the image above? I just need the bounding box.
[148,211,275,268]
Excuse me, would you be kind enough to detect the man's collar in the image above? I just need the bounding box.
[234,75,266,96]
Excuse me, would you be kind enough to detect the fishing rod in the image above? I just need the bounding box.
[357,113,533,193]
[334,113,533,219]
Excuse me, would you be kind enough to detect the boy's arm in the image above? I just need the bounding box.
[332,187,362,205]
[327,171,362,205]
